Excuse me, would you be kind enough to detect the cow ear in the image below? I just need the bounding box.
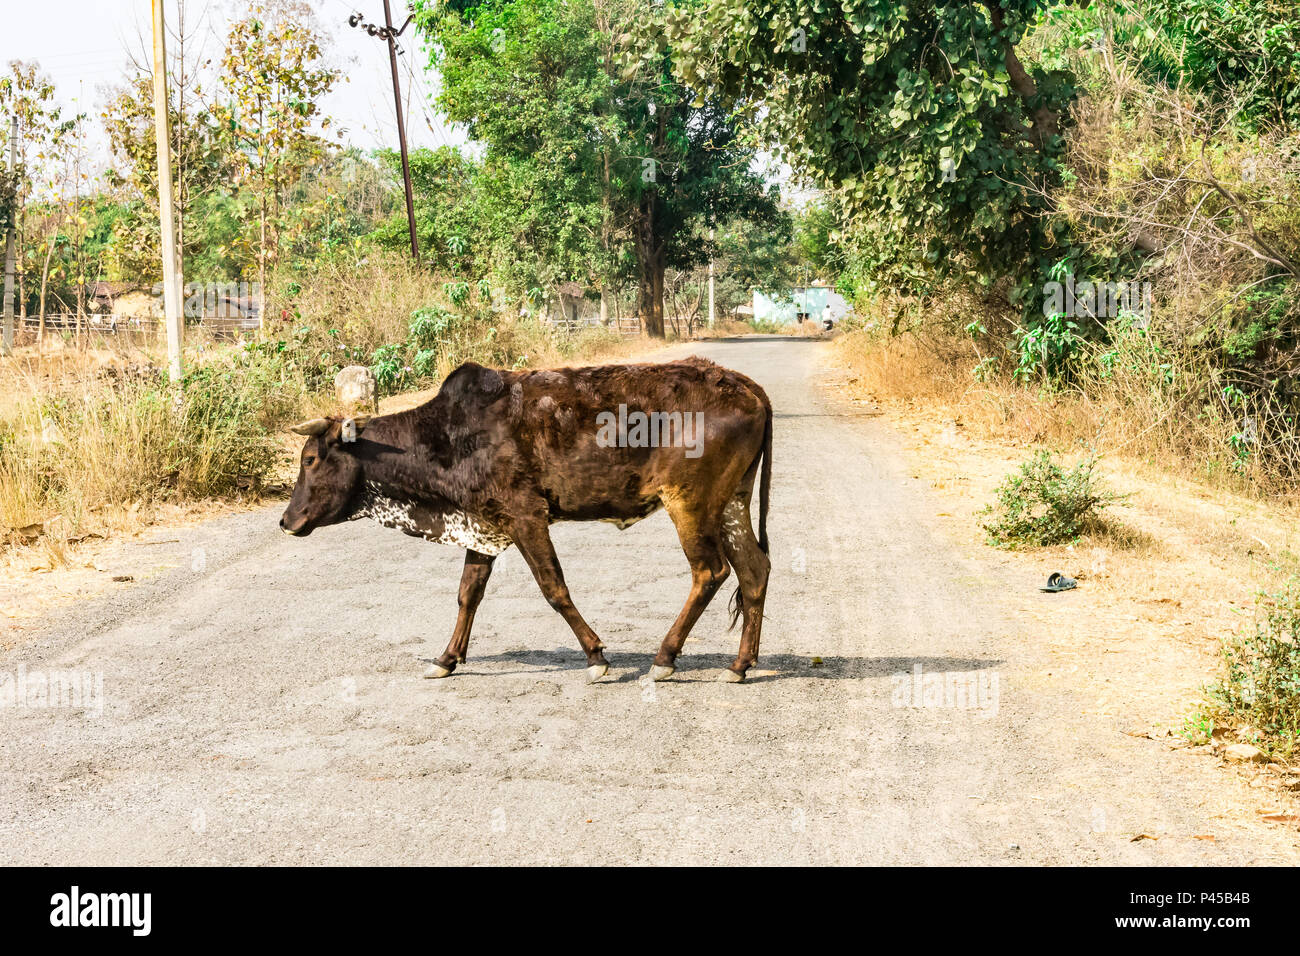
[340,415,371,444]
[290,418,332,437]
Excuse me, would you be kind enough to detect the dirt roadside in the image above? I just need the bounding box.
[822,350,1300,819]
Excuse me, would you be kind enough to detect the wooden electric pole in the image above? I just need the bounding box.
[151,0,184,382]
[2,116,16,355]
[349,3,420,262]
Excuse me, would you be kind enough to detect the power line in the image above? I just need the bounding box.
[346,2,420,261]
[398,46,451,149]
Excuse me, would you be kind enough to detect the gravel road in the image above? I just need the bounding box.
[3,335,1297,864]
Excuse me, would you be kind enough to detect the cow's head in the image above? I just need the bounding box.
[279,415,372,536]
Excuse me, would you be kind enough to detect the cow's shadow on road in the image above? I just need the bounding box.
[424,650,1003,684]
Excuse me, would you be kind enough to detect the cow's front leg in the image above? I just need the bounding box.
[424,550,495,679]
[511,518,610,682]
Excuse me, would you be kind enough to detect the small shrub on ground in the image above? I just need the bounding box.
[982,450,1123,548]
[1207,580,1300,756]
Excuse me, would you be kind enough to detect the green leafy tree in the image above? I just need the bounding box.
[665,0,1081,317]
[372,146,491,277]
[793,198,844,280]
[415,0,615,309]
[282,147,399,269]
[415,0,780,337]
[1108,0,1300,131]
[0,60,63,321]
[40,110,96,334]
[212,0,339,293]
[102,72,227,282]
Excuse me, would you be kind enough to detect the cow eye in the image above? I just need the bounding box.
[304,456,317,467]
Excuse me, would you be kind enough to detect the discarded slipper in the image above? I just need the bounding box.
[1040,572,1077,593]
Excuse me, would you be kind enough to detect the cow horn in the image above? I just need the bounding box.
[290,418,332,437]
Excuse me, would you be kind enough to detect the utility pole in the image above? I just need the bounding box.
[151,0,184,382]
[349,4,420,262]
[2,116,16,355]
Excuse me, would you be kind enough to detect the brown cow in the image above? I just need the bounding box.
[279,357,772,682]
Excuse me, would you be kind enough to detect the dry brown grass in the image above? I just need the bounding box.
[0,344,318,550]
[265,251,455,354]
[832,321,1286,499]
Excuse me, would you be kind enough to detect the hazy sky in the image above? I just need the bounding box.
[0,0,465,172]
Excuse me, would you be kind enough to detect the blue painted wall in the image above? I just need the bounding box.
[753,286,850,324]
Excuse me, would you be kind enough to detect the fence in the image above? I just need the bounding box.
[13,313,259,343]
[547,315,642,338]
[9,312,645,345]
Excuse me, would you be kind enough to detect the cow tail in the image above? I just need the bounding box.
[728,397,772,632]
[758,400,772,555]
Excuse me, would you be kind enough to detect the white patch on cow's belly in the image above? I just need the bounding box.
[433,509,514,554]
[350,485,513,555]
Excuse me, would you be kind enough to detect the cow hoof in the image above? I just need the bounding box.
[586,663,609,683]
[423,663,453,679]
[719,668,745,683]
[648,664,675,682]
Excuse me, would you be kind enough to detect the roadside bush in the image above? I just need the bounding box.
[367,303,629,396]
[831,4,1300,496]
[982,450,1123,548]
[1,351,313,544]
[748,318,785,335]
[1209,581,1300,755]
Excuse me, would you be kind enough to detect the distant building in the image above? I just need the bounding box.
[86,281,262,331]
[88,282,158,317]
[553,281,587,323]
[752,284,851,325]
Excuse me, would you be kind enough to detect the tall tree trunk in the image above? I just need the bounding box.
[651,257,664,337]
[37,232,56,350]
[600,148,612,327]
[16,212,26,326]
[635,192,665,338]
[636,104,672,338]
[258,194,267,333]
[75,270,84,344]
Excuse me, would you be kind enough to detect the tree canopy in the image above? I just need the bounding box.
[666,0,1082,313]
[413,0,783,335]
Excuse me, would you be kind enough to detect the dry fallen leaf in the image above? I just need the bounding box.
[1130,833,1159,842]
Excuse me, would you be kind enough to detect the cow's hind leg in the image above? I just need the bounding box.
[649,500,730,681]
[512,518,611,682]
[424,550,495,679]
[719,498,770,682]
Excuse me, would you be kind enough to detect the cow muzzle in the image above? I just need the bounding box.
[279,514,311,537]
